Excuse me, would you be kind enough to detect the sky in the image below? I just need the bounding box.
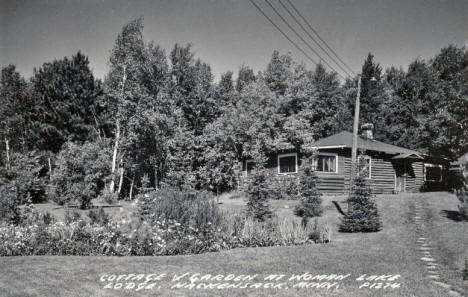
[1,0,467,82]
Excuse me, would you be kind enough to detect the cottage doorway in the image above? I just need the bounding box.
[393,160,406,193]
[395,174,405,193]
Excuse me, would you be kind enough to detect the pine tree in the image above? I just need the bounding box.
[294,155,323,226]
[245,165,272,222]
[135,174,156,220]
[30,52,103,153]
[245,148,272,221]
[339,171,382,232]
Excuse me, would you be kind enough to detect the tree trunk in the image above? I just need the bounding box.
[129,174,135,200]
[48,157,52,181]
[154,167,158,189]
[110,65,127,193]
[91,108,102,140]
[5,138,10,170]
[118,161,124,195]
[109,121,120,193]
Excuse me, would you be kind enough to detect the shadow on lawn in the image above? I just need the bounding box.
[440,210,466,222]
[332,201,346,216]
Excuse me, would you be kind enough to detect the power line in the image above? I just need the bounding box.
[248,0,321,71]
[264,0,346,79]
[285,0,356,76]
[278,0,352,77]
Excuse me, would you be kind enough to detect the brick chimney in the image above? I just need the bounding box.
[361,123,374,140]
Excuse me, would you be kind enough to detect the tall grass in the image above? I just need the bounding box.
[220,212,329,248]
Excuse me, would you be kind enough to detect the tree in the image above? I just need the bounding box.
[236,64,256,93]
[215,71,237,108]
[382,66,419,149]
[1,151,48,204]
[339,170,382,232]
[141,42,169,99]
[168,43,217,135]
[164,45,216,189]
[307,63,350,138]
[189,59,217,135]
[0,65,34,166]
[424,45,468,159]
[199,122,239,193]
[353,53,389,141]
[383,46,468,160]
[264,50,293,95]
[245,165,272,221]
[164,125,198,189]
[30,52,104,153]
[49,139,111,209]
[104,17,148,195]
[294,155,322,226]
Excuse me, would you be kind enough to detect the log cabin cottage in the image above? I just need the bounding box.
[242,124,445,194]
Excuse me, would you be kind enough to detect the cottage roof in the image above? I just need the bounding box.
[312,131,422,155]
[451,152,468,166]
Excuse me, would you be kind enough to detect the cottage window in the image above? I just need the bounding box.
[358,156,372,178]
[278,153,297,174]
[316,154,337,173]
[424,163,442,182]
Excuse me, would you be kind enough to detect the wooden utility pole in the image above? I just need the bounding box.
[350,75,362,184]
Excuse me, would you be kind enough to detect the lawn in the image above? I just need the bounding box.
[1,192,466,297]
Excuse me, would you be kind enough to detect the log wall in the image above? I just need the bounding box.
[241,149,430,195]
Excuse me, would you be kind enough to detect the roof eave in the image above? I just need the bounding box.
[311,145,348,149]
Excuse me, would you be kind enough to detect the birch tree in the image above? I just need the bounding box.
[104,17,147,194]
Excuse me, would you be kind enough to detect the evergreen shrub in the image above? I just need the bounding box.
[294,156,323,226]
[244,167,273,221]
[339,174,382,233]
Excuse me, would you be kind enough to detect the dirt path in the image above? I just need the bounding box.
[411,195,465,297]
